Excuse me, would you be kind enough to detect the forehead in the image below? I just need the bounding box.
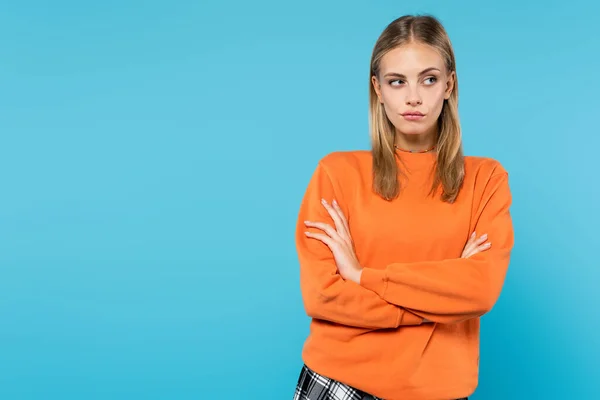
[379,42,445,73]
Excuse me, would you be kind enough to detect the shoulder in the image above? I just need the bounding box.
[464,155,509,180]
[309,150,372,197]
[316,149,372,176]
[463,155,511,203]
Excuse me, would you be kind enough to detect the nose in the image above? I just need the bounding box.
[405,87,422,106]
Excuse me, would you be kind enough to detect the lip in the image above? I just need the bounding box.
[401,111,425,121]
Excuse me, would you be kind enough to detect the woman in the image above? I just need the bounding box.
[293,14,514,400]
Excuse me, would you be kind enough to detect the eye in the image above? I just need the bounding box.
[388,79,404,87]
[424,76,438,85]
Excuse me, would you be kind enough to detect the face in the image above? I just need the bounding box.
[371,42,455,137]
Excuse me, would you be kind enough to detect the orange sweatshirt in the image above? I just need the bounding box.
[295,149,514,400]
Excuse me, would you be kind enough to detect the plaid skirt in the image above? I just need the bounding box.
[293,364,468,400]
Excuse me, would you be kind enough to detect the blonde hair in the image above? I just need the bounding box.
[369,14,465,203]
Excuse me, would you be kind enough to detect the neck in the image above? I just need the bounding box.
[394,128,438,153]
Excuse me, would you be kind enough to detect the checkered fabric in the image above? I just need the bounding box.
[293,364,383,400]
[293,364,469,400]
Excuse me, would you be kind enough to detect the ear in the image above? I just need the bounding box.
[444,71,455,99]
[371,75,383,103]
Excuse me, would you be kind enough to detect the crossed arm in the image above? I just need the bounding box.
[296,161,514,327]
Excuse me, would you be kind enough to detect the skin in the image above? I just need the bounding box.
[304,43,491,291]
[371,41,455,152]
[305,200,491,285]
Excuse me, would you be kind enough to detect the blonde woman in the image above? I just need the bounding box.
[293,14,514,400]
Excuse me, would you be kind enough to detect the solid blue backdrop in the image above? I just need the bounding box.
[0,1,598,399]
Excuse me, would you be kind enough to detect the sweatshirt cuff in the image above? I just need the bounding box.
[359,267,389,299]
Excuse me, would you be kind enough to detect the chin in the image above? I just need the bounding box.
[394,120,437,136]
[396,125,427,135]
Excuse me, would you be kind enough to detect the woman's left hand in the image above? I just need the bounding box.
[304,198,363,284]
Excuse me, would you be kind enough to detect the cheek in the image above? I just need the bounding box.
[380,88,400,109]
[381,86,445,110]
[380,94,403,122]
[425,89,446,115]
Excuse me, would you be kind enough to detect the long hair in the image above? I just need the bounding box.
[369,14,465,203]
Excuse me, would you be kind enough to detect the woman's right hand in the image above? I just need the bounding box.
[461,232,491,258]
[423,232,493,323]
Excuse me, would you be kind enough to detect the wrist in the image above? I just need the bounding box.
[351,267,363,284]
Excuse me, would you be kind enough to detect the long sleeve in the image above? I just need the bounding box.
[296,160,424,329]
[359,171,514,324]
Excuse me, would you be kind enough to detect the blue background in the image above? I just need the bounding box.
[1,1,598,398]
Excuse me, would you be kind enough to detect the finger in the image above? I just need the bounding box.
[474,233,488,246]
[320,199,347,238]
[462,248,478,258]
[463,232,487,255]
[477,242,492,251]
[462,233,479,256]
[463,242,492,258]
[462,249,474,258]
[467,231,476,243]
[304,231,335,247]
[463,231,476,247]
[462,232,479,257]
[304,221,341,241]
[331,199,350,233]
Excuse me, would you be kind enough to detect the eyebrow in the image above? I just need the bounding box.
[383,67,441,78]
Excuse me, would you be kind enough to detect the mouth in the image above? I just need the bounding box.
[401,112,425,121]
